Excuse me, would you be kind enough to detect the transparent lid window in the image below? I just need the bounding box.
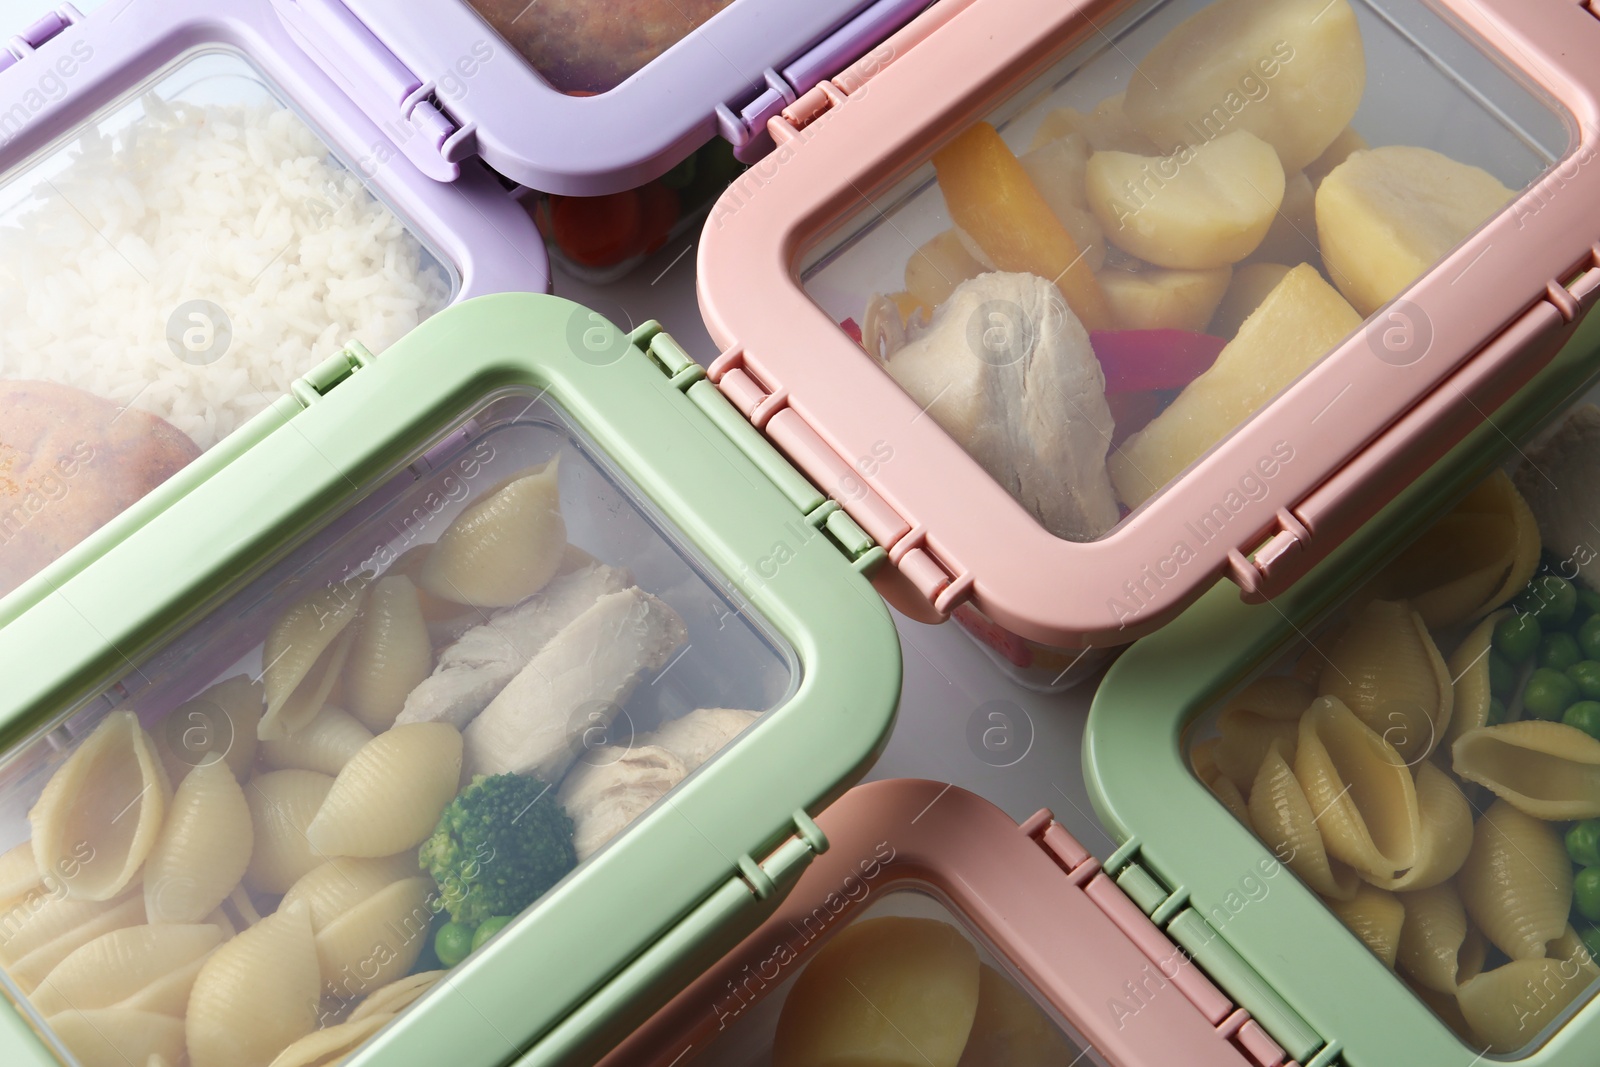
[687,890,1100,1066]
[802,0,1568,544]
[0,51,454,599]
[467,0,741,96]
[0,389,793,1067]
[1185,380,1600,1056]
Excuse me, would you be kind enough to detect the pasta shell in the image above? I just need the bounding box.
[1293,620,1346,688]
[1327,883,1404,968]
[144,759,254,923]
[1293,697,1421,881]
[243,770,335,895]
[1,890,131,967]
[1453,721,1600,820]
[280,855,420,930]
[343,576,433,732]
[306,723,463,858]
[9,895,147,993]
[117,952,211,1015]
[261,581,369,741]
[1459,800,1571,961]
[30,922,222,1016]
[1248,742,1358,901]
[259,706,374,777]
[1222,676,1314,721]
[1213,709,1298,792]
[0,841,42,900]
[314,877,433,1002]
[47,1008,185,1067]
[1191,737,1220,782]
[1367,762,1473,892]
[1318,600,1452,762]
[1458,956,1590,1054]
[30,711,170,901]
[266,1014,390,1067]
[1444,612,1505,750]
[156,675,264,782]
[1459,470,1541,616]
[418,457,567,609]
[225,884,263,929]
[1206,774,1251,825]
[1460,926,1488,986]
[347,970,444,1023]
[1396,883,1473,993]
[187,900,320,1067]
[1548,925,1600,983]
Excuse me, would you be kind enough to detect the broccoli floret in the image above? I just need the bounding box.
[419,773,576,927]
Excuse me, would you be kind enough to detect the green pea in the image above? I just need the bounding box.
[1487,697,1508,726]
[1568,820,1600,868]
[1541,632,1583,672]
[1581,615,1600,661]
[1495,612,1542,665]
[1579,587,1600,624]
[1568,660,1600,700]
[1576,868,1600,923]
[1567,701,1600,740]
[1489,651,1517,698]
[471,915,513,952]
[434,921,475,968]
[1517,574,1578,628]
[1523,667,1579,720]
[1581,925,1600,966]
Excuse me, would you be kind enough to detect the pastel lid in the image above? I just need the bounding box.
[0,294,902,1067]
[0,0,548,627]
[269,0,933,195]
[696,0,1600,651]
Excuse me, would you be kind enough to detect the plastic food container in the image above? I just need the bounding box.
[0,294,902,1067]
[1084,302,1600,1065]
[0,0,549,626]
[599,779,1304,1067]
[696,0,1600,690]
[271,0,937,278]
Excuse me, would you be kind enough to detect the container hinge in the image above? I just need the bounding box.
[736,810,829,901]
[2,3,83,71]
[289,339,375,407]
[1102,840,1335,1067]
[269,0,472,182]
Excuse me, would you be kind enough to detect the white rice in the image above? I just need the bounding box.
[0,94,452,449]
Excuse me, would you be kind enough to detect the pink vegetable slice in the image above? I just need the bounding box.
[1091,329,1227,394]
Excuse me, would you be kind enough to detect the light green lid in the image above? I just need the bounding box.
[0,293,902,1067]
[1085,302,1600,1067]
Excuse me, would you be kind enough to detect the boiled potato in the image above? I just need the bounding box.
[1086,130,1284,269]
[1317,145,1515,316]
[1123,0,1365,173]
[1210,261,1293,338]
[1248,170,1317,266]
[1305,126,1368,187]
[1021,134,1106,271]
[1110,263,1361,506]
[1099,265,1232,332]
[905,230,988,310]
[956,965,1076,1067]
[773,917,980,1067]
[1030,93,1157,155]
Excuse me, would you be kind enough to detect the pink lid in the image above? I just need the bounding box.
[696,0,1600,649]
[599,780,1294,1067]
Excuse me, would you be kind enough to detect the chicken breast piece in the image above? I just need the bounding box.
[648,708,760,767]
[396,555,631,729]
[883,271,1119,541]
[1516,404,1600,585]
[557,745,688,862]
[463,588,688,781]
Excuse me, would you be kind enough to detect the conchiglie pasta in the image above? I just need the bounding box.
[0,841,42,900]
[1249,742,1358,900]
[347,970,444,1023]
[1206,774,1251,825]
[261,582,368,741]
[31,710,170,901]
[343,576,433,732]
[46,1008,185,1067]
[418,457,567,609]
[1327,883,1404,968]
[1458,800,1571,961]
[1221,676,1314,721]
[10,894,147,993]
[156,675,264,782]
[314,877,433,1002]
[1458,956,1590,1054]
[1317,600,1452,762]
[144,759,254,923]
[1293,697,1420,881]
[1368,762,1472,892]
[0,890,140,969]
[280,855,420,931]
[1396,883,1473,993]
[187,901,321,1067]
[1444,612,1505,749]
[244,770,335,895]
[259,706,374,777]
[306,723,462,858]
[266,1014,390,1067]
[118,951,212,1016]
[1548,925,1600,983]
[1213,709,1298,792]
[30,922,222,1016]
[1191,738,1220,782]
[1452,721,1600,820]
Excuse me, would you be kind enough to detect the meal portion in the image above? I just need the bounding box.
[469,0,739,95]
[0,416,783,1067]
[820,0,1537,541]
[0,57,452,598]
[1192,403,1600,1053]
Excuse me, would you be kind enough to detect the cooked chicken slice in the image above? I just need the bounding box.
[396,555,631,729]
[557,745,688,862]
[1516,404,1600,586]
[463,588,688,781]
[648,708,760,767]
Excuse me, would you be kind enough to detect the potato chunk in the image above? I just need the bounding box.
[1099,265,1232,332]
[1110,263,1360,506]
[1021,134,1106,271]
[1030,93,1157,155]
[1124,0,1365,173]
[1086,130,1284,269]
[1317,145,1515,316]
[1210,261,1293,339]
[1249,170,1317,266]
[904,230,988,310]
[773,916,980,1067]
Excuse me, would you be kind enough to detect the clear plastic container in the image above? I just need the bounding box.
[0,386,794,1067]
[0,50,456,599]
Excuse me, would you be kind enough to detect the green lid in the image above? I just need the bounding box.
[0,294,902,1067]
[1085,301,1600,1067]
